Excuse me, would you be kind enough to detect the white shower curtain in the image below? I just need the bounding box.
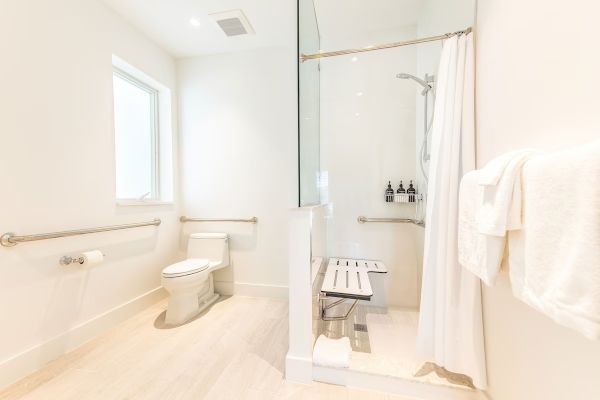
[416,32,487,389]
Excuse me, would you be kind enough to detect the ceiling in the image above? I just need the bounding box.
[314,0,424,40]
[102,0,296,58]
[101,0,423,58]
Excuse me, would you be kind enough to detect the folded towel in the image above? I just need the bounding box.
[458,171,507,286]
[508,141,600,339]
[313,335,352,368]
[477,150,538,236]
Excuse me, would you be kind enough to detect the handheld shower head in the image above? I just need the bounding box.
[396,73,433,95]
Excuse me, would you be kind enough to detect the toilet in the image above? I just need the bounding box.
[161,233,230,325]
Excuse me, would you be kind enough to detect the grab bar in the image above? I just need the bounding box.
[180,216,258,224]
[1,219,161,247]
[357,216,424,227]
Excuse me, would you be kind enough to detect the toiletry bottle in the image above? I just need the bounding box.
[398,181,406,203]
[385,181,394,202]
[394,183,401,203]
[407,180,416,203]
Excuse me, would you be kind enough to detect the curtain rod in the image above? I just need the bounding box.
[300,27,472,62]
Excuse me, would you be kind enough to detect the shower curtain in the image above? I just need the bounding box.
[416,32,487,389]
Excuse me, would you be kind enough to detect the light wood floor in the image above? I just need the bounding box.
[0,296,414,400]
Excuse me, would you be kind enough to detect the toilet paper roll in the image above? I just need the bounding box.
[81,250,103,266]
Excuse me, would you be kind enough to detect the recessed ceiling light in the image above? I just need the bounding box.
[356,92,364,97]
[355,113,360,117]
[351,56,358,62]
[189,18,201,27]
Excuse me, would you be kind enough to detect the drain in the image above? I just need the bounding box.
[354,323,368,332]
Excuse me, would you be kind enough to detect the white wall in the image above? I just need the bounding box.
[320,27,421,308]
[0,0,180,388]
[476,1,600,399]
[178,45,297,297]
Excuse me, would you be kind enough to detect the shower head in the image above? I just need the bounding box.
[396,73,433,95]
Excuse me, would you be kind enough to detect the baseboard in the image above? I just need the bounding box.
[214,280,234,296]
[285,353,313,384]
[313,366,486,400]
[0,287,166,391]
[215,281,289,299]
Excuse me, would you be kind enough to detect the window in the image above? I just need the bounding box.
[113,68,160,201]
[112,55,174,205]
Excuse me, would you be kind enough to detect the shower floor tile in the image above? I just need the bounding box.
[315,304,473,391]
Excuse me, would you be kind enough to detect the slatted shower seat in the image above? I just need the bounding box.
[319,258,387,321]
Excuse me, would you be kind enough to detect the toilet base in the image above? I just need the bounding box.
[164,274,220,326]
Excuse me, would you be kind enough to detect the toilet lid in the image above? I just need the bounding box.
[162,258,210,278]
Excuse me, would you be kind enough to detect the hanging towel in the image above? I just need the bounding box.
[458,171,506,286]
[509,140,600,339]
[477,149,538,186]
[312,335,352,368]
[477,150,539,236]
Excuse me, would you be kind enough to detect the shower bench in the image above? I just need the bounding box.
[319,257,387,321]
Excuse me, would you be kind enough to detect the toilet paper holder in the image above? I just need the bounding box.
[60,255,86,266]
[60,251,105,266]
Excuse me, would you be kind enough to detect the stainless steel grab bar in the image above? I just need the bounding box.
[357,216,424,227]
[180,216,258,224]
[1,219,161,247]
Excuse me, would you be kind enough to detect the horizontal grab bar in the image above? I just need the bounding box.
[357,216,424,227]
[180,216,258,224]
[0,219,161,247]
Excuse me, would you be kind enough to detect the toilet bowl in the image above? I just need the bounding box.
[161,233,229,325]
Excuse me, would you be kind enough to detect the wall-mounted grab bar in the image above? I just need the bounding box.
[357,216,424,227]
[180,216,258,224]
[0,219,161,247]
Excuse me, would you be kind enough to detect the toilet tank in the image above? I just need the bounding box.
[187,233,230,268]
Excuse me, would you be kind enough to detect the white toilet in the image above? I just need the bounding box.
[161,233,230,325]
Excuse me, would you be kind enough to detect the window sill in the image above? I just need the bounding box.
[116,200,174,207]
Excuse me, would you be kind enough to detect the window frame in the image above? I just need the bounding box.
[112,67,161,202]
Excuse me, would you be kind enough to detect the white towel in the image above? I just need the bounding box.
[477,149,538,186]
[477,150,538,236]
[509,141,600,339]
[458,171,506,286]
[313,335,351,368]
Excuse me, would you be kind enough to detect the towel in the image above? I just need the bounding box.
[458,171,507,286]
[477,149,538,186]
[477,150,539,236]
[508,141,600,339]
[313,335,352,368]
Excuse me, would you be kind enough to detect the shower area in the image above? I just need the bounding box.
[294,0,477,396]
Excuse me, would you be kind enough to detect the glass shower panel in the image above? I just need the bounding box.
[298,0,321,206]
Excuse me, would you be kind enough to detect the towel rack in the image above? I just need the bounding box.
[180,216,258,224]
[0,219,161,247]
[357,216,424,227]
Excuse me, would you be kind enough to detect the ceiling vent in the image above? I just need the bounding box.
[210,9,255,37]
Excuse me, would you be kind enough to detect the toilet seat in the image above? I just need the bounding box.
[162,258,210,278]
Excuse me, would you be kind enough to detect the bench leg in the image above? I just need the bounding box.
[320,298,360,321]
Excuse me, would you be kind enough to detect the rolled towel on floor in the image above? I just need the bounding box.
[313,335,351,368]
